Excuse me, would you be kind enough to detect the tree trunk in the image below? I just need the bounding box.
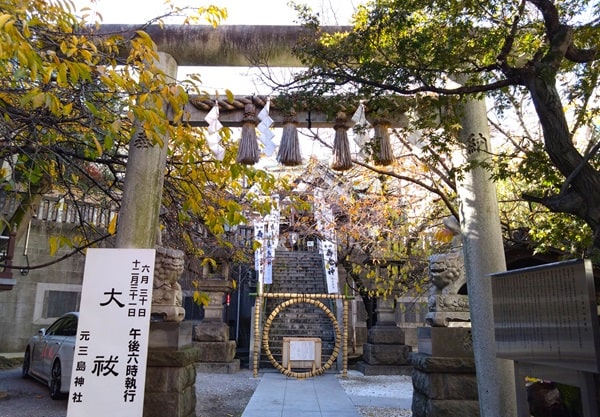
[524,70,600,245]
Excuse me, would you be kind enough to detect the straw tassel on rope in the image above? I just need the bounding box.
[330,112,353,171]
[372,118,394,166]
[236,103,260,165]
[277,110,303,166]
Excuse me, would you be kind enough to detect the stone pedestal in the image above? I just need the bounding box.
[417,327,473,358]
[410,327,479,417]
[193,278,240,373]
[357,324,413,376]
[357,297,412,375]
[144,322,200,417]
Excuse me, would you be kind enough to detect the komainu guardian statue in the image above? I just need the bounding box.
[151,246,186,322]
[425,216,470,327]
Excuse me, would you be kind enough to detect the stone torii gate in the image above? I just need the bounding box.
[110,24,516,417]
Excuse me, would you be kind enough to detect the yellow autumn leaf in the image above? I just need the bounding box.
[63,102,72,115]
[31,92,45,108]
[0,14,13,30]
[193,290,211,307]
[107,214,118,235]
[225,89,234,103]
[433,228,454,243]
[93,136,103,156]
[48,236,59,256]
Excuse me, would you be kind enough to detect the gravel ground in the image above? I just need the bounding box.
[196,368,260,417]
[1,357,413,417]
[339,371,413,417]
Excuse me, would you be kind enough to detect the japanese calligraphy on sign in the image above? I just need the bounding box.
[67,248,155,417]
[314,190,339,294]
[491,259,600,373]
[254,195,280,287]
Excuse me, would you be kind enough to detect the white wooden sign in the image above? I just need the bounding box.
[67,248,155,417]
[290,340,316,361]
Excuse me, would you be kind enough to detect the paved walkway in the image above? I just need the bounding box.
[241,372,362,417]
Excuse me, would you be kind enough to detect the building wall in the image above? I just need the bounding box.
[0,216,427,355]
[0,220,103,352]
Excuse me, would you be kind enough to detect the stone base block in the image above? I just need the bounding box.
[145,362,197,395]
[195,359,241,374]
[144,347,199,417]
[417,327,473,358]
[355,361,413,376]
[412,368,478,400]
[149,321,193,350]
[0,278,15,291]
[148,346,202,367]
[412,391,480,417]
[151,305,186,322]
[193,340,236,362]
[144,381,196,417]
[193,322,230,342]
[409,352,476,374]
[367,325,406,344]
[363,343,412,365]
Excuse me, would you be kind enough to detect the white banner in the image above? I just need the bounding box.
[67,248,155,417]
[253,196,280,288]
[314,190,339,293]
[254,222,266,287]
[320,240,339,294]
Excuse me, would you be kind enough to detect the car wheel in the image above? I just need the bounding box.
[21,348,31,379]
[49,360,62,400]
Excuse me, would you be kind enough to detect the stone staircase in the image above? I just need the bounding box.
[260,250,336,369]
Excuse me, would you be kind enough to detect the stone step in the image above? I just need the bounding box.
[261,250,334,366]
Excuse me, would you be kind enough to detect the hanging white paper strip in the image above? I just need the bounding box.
[257,99,276,156]
[254,222,265,289]
[204,103,225,160]
[351,102,371,149]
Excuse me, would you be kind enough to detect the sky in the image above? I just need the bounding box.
[77,0,358,26]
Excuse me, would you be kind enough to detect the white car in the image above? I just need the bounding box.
[22,312,78,399]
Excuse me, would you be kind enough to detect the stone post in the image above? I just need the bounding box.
[112,50,201,417]
[192,262,239,373]
[114,51,176,249]
[358,297,412,375]
[454,95,517,416]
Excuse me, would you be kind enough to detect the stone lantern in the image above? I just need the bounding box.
[192,256,239,373]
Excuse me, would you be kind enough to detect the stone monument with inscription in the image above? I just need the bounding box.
[491,259,600,417]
